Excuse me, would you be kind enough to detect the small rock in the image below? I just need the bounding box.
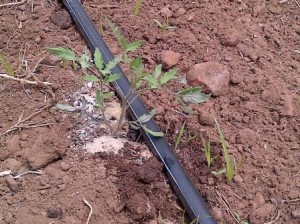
[198,110,214,126]
[34,36,42,43]
[211,207,223,221]
[187,62,230,96]
[18,4,26,11]
[220,29,241,47]
[175,8,186,17]
[6,135,21,154]
[160,7,172,18]
[268,5,282,14]
[252,192,265,209]
[292,208,300,219]
[160,50,180,68]
[17,13,27,22]
[50,10,73,29]
[126,193,156,220]
[47,206,63,218]
[233,174,244,185]
[6,177,20,192]
[187,12,195,21]
[60,161,70,171]
[253,203,275,219]
[3,158,22,173]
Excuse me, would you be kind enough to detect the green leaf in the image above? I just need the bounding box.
[104,73,121,83]
[137,109,156,123]
[143,74,158,89]
[107,19,128,50]
[212,168,226,176]
[103,92,114,99]
[178,87,210,104]
[133,0,144,15]
[129,121,140,130]
[94,48,104,71]
[125,41,143,52]
[154,19,163,28]
[47,47,77,61]
[159,68,178,85]
[83,75,100,82]
[79,53,90,69]
[55,103,76,112]
[142,125,164,137]
[102,56,122,75]
[153,64,162,78]
[0,52,14,77]
[95,90,103,110]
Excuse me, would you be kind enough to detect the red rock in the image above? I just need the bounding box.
[187,62,230,96]
[160,7,172,18]
[160,50,180,68]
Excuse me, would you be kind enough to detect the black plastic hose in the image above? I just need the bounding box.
[61,1,217,223]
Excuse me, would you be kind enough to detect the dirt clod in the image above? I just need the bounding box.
[187,62,230,96]
[135,157,163,184]
[5,177,19,192]
[47,206,63,219]
[160,50,180,68]
[50,10,73,29]
[126,193,156,220]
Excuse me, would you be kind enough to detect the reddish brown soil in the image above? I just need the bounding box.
[0,0,299,224]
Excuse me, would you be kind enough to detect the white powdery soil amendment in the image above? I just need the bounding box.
[85,136,126,154]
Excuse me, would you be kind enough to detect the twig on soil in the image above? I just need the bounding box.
[13,170,42,179]
[0,105,52,137]
[0,169,42,179]
[0,0,27,8]
[215,190,240,224]
[0,73,52,86]
[83,198,93,224]
[295,0,300,8]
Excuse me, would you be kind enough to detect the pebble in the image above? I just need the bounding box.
[6,177,20,192]
[187,12,195,21]
[233,174,244,185]
[220,29,241,47]
[186,62,230,96]
[160,50,180,68]
[17,13,27,22]
[252,192,265,209]
[34,36,42,43]
[60,161,70,171]
[253,202,275,218]
[47,206,63,218]
[292,208,300,219]
[175,8,186,17]
[160,7,172,18]
[3,158,22,173]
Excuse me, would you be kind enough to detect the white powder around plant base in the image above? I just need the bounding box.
[85,136,126,154]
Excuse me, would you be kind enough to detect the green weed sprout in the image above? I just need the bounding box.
[154,19,175,30]
[212,116,235,182]
[175,121,186,151]
[200,135,212,168]
[133,0,144,15]
[0,51,14,77]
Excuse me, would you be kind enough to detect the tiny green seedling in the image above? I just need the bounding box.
[212,116,235,182]
[154,19,175,30]
[0,51,14,77]
[133,0,144,15]
[175,121,186,151]
[200,135,212,168]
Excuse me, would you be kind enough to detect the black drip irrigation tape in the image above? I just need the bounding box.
[62,1,217,223]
